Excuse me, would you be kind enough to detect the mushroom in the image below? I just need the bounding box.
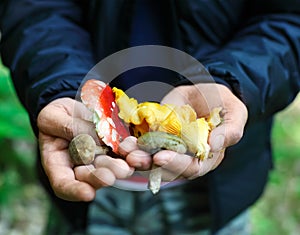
[137,131,188,194]
[68,134,109,165]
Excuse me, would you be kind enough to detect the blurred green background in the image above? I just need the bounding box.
[0,60,299,234]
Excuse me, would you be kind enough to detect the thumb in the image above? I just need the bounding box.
[209,117,245,152]
[37,98,97,141]
[160,87,189,106]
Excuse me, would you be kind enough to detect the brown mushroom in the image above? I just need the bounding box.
[68,134,109,165]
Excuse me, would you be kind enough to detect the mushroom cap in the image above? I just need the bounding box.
[69,134,96,165]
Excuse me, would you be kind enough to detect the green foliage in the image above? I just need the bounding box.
[0,61,36,206]
[251,95,300,235]
[0,62,34,139]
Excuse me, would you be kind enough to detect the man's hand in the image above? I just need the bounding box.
[37,98,133,201]
[120,83,248,180]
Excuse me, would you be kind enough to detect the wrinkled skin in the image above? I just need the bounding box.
[37,83,248,201]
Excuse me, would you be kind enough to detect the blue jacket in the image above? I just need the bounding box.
[1,0,300,231]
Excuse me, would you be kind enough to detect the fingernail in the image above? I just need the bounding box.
[154,151,172,165]
[211,135,225,152]
[133,162,142,168]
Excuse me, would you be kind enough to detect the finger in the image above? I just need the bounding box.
[153,150,198,179]
[211,149,225,170]
[71,99,94,121]
[157,168,184,182]
[93,155,134,179]
[63,98,99,140]
[51,175,96,201]
[209,100,247,152]
[154,150,224,180]
[126,150,152,170]
[74,165,115,189]
[181,153,223,178]
[209,119,243,152]
[37,98,98,141]
[118,136,139,156]
[48,97,93,121]
[40,135,96,201]
[160,87,189,106]
[190,154,222,178]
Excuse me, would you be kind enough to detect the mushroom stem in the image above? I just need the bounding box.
[95,145,109,155]
[148,164,162,194]
[137,132,188,194]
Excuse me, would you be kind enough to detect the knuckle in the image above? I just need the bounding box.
[51,181,65,199]
[63,120,74,140]
[94,168,115,186]
[185,158,202,179]
[113,159,132,178]
[37,107,49,130]
[230,129,244,145]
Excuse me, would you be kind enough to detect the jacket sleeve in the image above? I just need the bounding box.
[0,0,94,129]
[201,1,300,123]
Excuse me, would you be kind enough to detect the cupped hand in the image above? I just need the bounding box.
[37,98,133,202]
[120,83,248,180]
[161,83,248,177]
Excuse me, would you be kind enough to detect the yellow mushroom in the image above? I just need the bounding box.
[113,87,222,159]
